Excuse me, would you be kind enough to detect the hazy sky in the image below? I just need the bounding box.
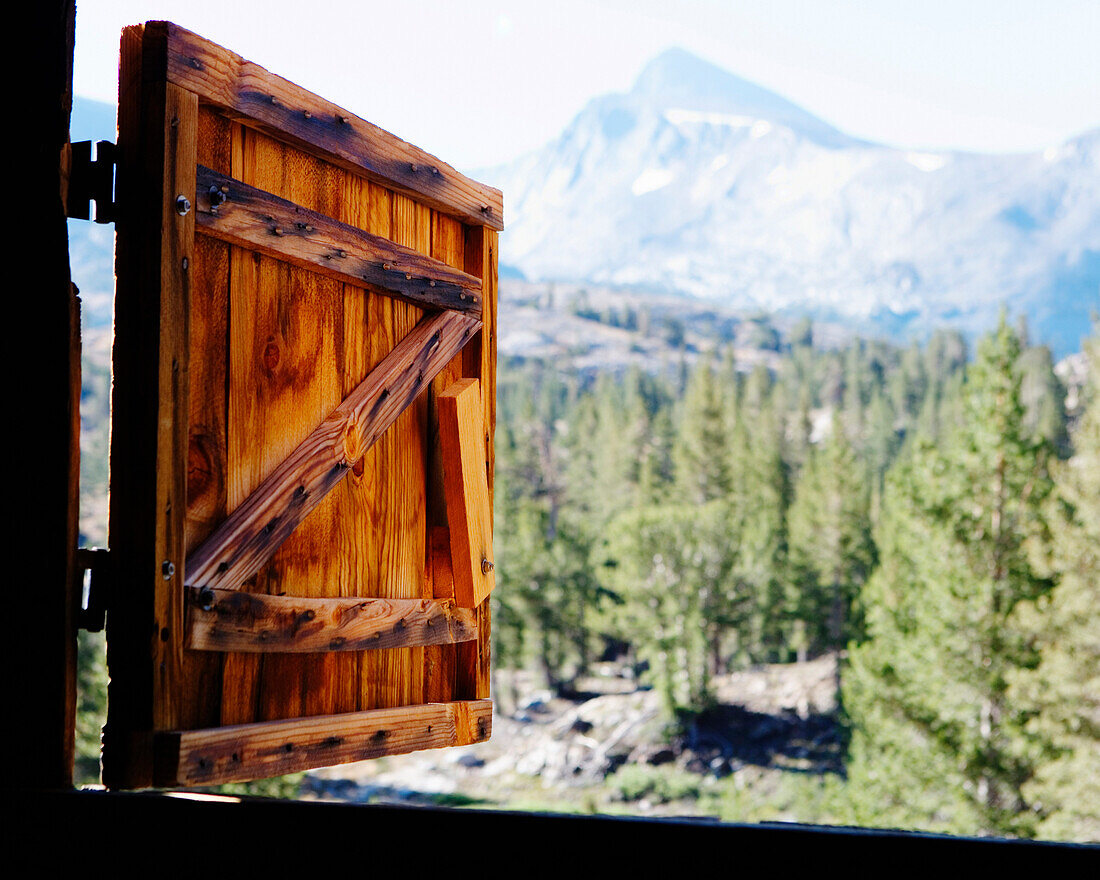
[72,0,1099,169]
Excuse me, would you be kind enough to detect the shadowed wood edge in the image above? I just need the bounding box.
[186,589,478,653]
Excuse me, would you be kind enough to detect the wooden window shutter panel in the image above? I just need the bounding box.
[103,21,500,789]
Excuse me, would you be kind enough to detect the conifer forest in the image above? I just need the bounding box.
[490,309,1098,842]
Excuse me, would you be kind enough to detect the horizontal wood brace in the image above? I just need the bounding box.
[195,165,482,317]
[186,588,478,653]
[153,700,492,787]
[152,21,503,229]
[185,309,480,590]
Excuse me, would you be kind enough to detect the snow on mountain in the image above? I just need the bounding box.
[483,49,1100,355]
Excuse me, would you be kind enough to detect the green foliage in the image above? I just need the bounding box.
[718,768,848,825]
[484,312,1091,840]
[787,425,876,657]
[1008,330,1100,842]
[204,773,305,799]
[75,630,107,786]
[843,318,1056,837]
[610,764,701,803]
[599,502,730,713]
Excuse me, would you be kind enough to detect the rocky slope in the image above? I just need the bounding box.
[303,655,843,817]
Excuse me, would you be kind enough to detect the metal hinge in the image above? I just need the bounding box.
[76,548,112,633]
[66,140,117,223]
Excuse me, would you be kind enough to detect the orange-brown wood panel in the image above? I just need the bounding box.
[457,225,497,700]
[424,212,467,702]
[366,192,430,709]
[178,106,235,731]
[109,24,496,788]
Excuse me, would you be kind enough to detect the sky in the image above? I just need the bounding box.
[72,0,1100,170]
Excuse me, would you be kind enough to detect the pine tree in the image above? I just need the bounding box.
[787,421,876,662]
[674,357,731,504]
[599,501,733,716]
[1010,331,1100,842]
[843,317,1055,836]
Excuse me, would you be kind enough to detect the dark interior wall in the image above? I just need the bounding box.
[12,0,80,790]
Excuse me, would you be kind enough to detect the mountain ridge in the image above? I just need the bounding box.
[481,51,1099,356]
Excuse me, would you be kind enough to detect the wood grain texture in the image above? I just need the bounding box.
[360,192,432,710]
[175,106,234,731]
[438,379,495,608]
[456,226,497,700]
[424,526,457,701]
[422,213,468,704]
[107,24,498,778]
[187,589,477,653]
[195,165,483,316]
[104,25,197,788]
[186,308,479,592]
[154,700,492,787]
[152,21,503,229]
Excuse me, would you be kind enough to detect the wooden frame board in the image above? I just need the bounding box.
[105,21,497,789]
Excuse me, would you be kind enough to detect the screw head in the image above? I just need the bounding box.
[162,560,176,580]
[175,195,191,216]
[481,558,495,575]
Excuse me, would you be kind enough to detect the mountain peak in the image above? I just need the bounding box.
[632,48,732,97]
[629,47,848,145]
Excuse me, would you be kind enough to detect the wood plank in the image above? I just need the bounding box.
[152,83,198,735]
[187,590,477,653]
[361,192,431,710]
[456,226,497,700]
[438,379,495,608]
[104,25,196,787]
[186,309,478,591]
[154,700,492,787]
[219,119,265,727]
[152,21,503,229]
[424,214,467,704]
[424,527,458,701]
[195,166,482,316]
[176,105,236,731]
[337,175,392,716]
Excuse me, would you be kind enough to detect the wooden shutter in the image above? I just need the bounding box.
[104,21,500,789]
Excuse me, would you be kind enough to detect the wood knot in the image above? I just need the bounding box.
[343,421,362,463]
[262,338,281,373]
[187,435,215,504]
